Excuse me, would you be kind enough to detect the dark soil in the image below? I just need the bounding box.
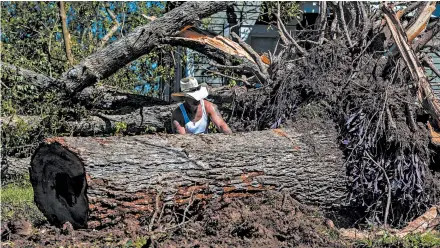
[1,192,347,247]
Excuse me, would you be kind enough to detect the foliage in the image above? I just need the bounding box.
[122,236,149,248]
[260,1,302,23]
[1,2,172,155]
[1,1,166,78]
[114,121,127,135]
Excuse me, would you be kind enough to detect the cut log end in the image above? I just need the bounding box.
[30,144,88,229]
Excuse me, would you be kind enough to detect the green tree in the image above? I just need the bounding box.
[1,1,172,156]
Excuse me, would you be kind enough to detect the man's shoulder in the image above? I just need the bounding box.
[203,100,221,116]
[203,99,215,109]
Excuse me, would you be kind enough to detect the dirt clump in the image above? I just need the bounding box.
[1,191,346,247]
[161,192,345,248]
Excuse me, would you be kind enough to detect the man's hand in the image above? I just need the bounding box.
[173,120,186,134]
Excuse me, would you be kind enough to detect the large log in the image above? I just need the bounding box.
[30,127,346,229]
[1,105,174,138]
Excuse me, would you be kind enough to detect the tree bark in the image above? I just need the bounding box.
[1,157,31,182]
[1,105,175,138]
[76,86,169,111]
[1,62,58,89]
[30,127,346,229]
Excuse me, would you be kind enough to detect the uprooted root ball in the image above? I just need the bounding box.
[231,40,438,227]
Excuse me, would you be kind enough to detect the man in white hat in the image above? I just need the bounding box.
[171,77,232,135]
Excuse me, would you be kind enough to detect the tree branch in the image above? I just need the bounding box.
[60,2,232,95]
[396,1,425,20]
[412,18,440,52]
[358,2,371,45]
[318,1,327,45]
[330,3,339,39]
[275,2,308,55]
[76,86,169,111]
[276,2,290,46]
[382,4,440,128]
[338,2,354,48]
[421,55,440,79]
[100,4,120,48]
[230,32,268,75]
[207,70,251,87]
[1,62,59,89]
[405,2,436,43]
[58,1,74,66]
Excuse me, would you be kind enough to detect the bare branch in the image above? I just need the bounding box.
[330,3,339,39]
[209,62,245,71]
[206,70,252,87]
[1,62,59,89]
[275,13,308,55]
[58,1,74,66]
[100,4,120,48]
[298,39,327,45]
[338,2,354,48]
[141,14,157,22]
[276,2,291,45]
[358,2,371,45]
[347,2,356,32]
[396,1,425,20]
[382,4,440,127]
[422,55,440,79]
[318,1,327,45]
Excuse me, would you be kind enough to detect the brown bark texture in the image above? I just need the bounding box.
[30,127,346,229]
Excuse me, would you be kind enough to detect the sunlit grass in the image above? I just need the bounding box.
[1,176,46,224]
[355,231,440,248]
[1,179,34,206]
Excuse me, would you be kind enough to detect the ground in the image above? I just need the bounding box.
[1,179,440,248]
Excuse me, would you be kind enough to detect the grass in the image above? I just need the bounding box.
[1,179,33,205]
[354,231,440,248]
[1,175,46,225]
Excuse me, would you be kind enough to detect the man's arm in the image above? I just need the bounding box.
[171,109,186,134]
[205,101,232,134]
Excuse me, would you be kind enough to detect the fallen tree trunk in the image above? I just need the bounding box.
[62,2,231,95]
[1,157,31,182]
[2,86,241,140]
[30,127,346,229]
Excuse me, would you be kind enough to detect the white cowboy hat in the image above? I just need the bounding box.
[171,77,209,101]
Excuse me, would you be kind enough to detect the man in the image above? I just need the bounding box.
[171,77,232,134]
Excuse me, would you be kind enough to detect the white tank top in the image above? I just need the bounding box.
[179,100,209,134]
